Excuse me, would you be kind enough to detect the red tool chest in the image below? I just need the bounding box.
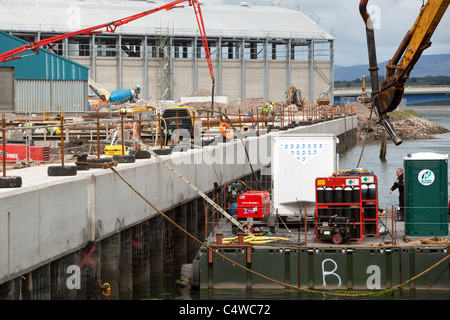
[237,191,271,219]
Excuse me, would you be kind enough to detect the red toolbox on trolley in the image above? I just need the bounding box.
[237,191,271,219]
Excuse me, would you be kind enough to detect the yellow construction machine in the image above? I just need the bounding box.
[287,85,305,110]
[88,79,141,109]
[357,74,371,104]
[161,106,199,141]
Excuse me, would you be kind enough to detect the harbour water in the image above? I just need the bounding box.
[143,104,450,302]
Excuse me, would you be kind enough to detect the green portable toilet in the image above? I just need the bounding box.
[404,152,448,236]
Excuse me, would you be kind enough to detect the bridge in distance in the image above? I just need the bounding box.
[334,85,450,105]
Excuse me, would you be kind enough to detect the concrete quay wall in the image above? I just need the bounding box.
[0,115,357,286]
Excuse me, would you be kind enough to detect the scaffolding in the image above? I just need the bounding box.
[155,27,174,101]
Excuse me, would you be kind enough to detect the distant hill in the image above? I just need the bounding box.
[335,54,450,82]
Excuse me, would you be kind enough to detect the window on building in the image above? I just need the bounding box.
[68,36,90,57]
[292,44,309,61]
[313,41,332,61]
[120,37,142,58]
[244,41,264,60]
[220,40,241,60]
[173,39,193,59]
[95,36,117,57]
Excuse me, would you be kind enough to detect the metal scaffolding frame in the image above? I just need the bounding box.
[155,27,174,101]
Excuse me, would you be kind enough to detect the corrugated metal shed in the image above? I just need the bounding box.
[0,31,88,112]
[0,0,334,41]
[0,30,89,80]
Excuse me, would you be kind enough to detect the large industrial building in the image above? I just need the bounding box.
[0,0,335,111]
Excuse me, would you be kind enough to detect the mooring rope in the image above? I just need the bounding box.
[106,164,449,298]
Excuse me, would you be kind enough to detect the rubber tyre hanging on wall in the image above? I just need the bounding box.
[0,176,22,188]
[190,260,200,291]
[180,263,193,288]
[112,155,136,163]
[47,166,78,177]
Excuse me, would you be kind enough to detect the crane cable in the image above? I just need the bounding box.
[356,103,375,168]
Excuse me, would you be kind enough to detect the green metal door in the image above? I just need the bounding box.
[404,153,448,236]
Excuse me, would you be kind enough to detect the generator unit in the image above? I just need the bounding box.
[314,176,364,243]
[315,215,355,244]
[314,173,380,244]
[237,191,271,219]
[235,191,277,234]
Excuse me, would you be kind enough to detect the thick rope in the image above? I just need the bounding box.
[108,165,450,298]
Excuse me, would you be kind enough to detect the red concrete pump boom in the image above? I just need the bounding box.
[0,0,216,108]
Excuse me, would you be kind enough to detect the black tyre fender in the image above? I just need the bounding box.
[0,176,22,188]
[47,166,78,177]
[267,127,278,133]
[133,150,151,159]
[152,148,172,156]
[112,155,136,163]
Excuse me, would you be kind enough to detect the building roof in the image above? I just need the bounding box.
[0,31,89,80]
[0,0,334,41]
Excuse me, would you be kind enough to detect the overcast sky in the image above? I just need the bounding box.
[207,0,450,66]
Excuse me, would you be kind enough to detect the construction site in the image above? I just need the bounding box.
[0,0,338,171]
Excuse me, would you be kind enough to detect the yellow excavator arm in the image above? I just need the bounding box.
[396,1,449,73]
[360,0,450,145]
